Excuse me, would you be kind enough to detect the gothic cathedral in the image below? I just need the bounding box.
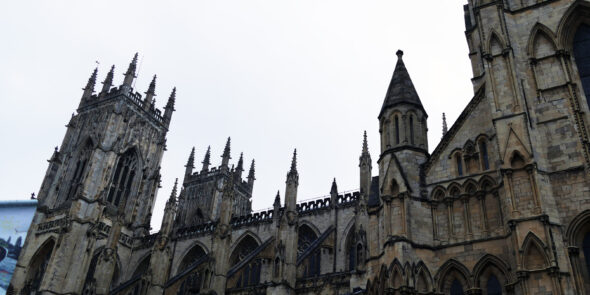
[9,0,590,294]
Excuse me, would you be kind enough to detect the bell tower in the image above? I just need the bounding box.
[10,54,176,294]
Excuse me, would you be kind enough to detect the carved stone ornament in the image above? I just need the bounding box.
[286,210,297,226]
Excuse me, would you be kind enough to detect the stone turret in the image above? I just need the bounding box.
[378,50,428,195]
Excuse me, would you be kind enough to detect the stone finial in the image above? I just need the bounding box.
[123,53,138,86]
[248,159,255,180]
[202,146,211,172]
[396,49,404,58]
[442,112,448,138]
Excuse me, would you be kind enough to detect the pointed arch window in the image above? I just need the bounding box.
[479,140,490,170]
[455,153,463,176]
[66,141,93,201]
[450,279,464,295]
[410,115,415,145]
[24,240,55,293]
[487,274,502,295]
[574,24,590,107]
[395,115,400,144]
[107,150,138,207]
[298,225,320,277]
[583,232,590,276]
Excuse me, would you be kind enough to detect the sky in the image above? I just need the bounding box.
[0,1,474,231]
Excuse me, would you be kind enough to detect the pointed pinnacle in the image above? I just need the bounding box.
[290,149,297,173]
[331,178,338,194]
[274,191,281,205]
[101,65,115,93]
[202,146,211,166]
[165,87,176,110]
[125,53,138,75]
[222,137,231,159]
[85,67,98,90]
[362,131,369,154]
[248,159,255,179]
[169,178,178,201]
[186,147,195,168]
[146,75,157,95]
[442,113,448,137]
[237,153,244,171]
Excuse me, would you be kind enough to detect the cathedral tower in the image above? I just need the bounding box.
[9,54,175,294]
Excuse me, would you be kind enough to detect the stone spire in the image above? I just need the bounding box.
[184,147,195,179]
[379,50,424,118]
[201,146,211,172]
[100,65,115,95]
[247,159,255,190]
[221,137,231,167]
[144,75,157,110]
[285,149,299,208]
[81,67,97,100]
[123,53,138,87]
[289,149,298,176]
[164,87,176,123]
[359,131,372,196]
[442,112,448,137]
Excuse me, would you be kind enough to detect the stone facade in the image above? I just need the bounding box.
[9,0,590,294]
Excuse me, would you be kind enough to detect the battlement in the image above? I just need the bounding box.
[78,86,167,126]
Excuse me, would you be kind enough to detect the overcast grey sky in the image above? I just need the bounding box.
[0,1,473,231]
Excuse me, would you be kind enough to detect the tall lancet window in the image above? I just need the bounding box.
[410,115,415,145]
[455,153,463,176]
[395,115,400,144]
[450,279,464,295]
[107,149,138,206]
[479,140,490,170]
[66,141,93,201]
[584,232,590,276]
[486,274,502,295]
[574,24,590,107]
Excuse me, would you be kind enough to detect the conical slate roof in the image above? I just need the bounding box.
[379,50,425,118]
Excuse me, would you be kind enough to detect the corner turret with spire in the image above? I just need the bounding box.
[378,50,428,196]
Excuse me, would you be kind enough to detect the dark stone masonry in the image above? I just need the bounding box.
[9,1,590,294]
